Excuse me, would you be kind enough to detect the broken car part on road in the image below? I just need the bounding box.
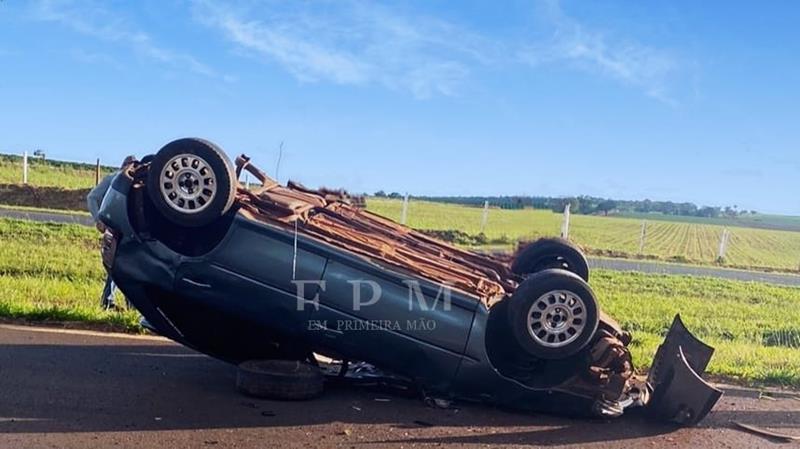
[97,137,722,425]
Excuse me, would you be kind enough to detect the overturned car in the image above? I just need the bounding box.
[98,138,722,425]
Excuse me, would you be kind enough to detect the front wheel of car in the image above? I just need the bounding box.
[507,269,599,360]
[511,237,590,281]
[146,138,237,228]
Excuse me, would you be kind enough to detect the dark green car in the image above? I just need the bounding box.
[98,138,722,425]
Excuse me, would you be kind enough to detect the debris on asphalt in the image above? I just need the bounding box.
[757,392,776,401]
[374,398,391,402]
[733,422,800,442]
[424,397,452,409]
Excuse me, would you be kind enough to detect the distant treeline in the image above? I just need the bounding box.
[372,191,754,218]
[0,153,115,171]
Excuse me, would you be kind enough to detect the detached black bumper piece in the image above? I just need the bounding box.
[647,315,723,425]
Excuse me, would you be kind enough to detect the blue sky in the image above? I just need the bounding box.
[1,1,799,214]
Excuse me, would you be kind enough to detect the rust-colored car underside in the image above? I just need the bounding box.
[234,155,516,302]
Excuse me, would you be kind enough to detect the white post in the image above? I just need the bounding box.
[245,173,250,190]
[400,193,409,225]
[22,151,28,184]
[718,228,730,261]
[480,200,489,233]
[639,220,647,254]
[274,141,284,183]
[560,203,571,239]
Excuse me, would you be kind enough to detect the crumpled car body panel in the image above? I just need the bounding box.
[99,157,722,425]
[647,316,723,425]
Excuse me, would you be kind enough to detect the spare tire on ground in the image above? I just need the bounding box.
[511,237,590,281]
[236,360,324,401]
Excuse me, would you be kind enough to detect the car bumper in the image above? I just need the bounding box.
[645,314,723,425]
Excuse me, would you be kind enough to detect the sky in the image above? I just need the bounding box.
[1,1,799,214]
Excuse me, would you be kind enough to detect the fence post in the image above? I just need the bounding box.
[400,193,409,225]
[560,203,571,239]
[639,220,647,254]
[95,158,101,186]
[22,151,28,184]
[245,173,250,190]
[717,228,730,262]
[480,200,489,233]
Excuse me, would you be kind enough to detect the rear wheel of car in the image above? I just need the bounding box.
[236,360,324,401]
[511,237,590,281]
[507,269,599,360]
[146,138,237,228]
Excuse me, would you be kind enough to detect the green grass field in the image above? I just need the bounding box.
[0,219,139,331]
[0,154,115,188]
[367,198,800,272]
[0,217,798,386]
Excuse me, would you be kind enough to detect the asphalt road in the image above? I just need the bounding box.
[0,208,93,226]
[1,325,798,449]
[588,257,800,287]
[2,206,800,287]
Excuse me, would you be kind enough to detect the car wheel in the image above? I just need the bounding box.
[236,360,324,401]
[146,138,237,227]
[511,237,590,281]
[507,269,599,360]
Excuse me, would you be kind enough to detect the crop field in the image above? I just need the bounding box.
[0,217,798,386]
[0,154,115,188]
[620,211,800,232]
[367,198,800,272]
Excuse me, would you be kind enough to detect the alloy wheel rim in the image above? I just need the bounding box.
[526,289,586,348]
[159,153,217,214]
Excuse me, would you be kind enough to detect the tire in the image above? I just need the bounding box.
[236,360,324,401]
[507,269,599,360]
[511,237,589,281]
[146,138,237,227]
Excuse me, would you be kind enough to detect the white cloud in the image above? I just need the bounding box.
[520,0,680,104]
[33,0,219,78]
[191,0,495,98]
[30,0,685,102]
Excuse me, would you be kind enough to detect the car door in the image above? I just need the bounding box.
[310,257,478,391]
[175,217,328,338]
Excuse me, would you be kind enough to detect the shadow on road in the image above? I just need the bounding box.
[0,340,794,446]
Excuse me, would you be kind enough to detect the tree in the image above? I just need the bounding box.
[597,199,618,215]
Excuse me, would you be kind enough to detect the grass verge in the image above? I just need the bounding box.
[593,270,800,386]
